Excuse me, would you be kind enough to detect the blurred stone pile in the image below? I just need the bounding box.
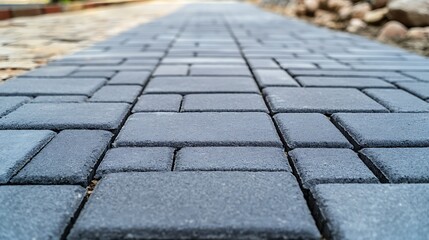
[259,0,429,55]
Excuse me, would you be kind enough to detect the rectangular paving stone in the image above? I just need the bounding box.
[175,147,290,171]
[364,89,429,112]
[289,69,404,78]
[21,66,78,77]
[360,148,429,183]
[296,77,394,89]
[247,58,279,69]
[0,103,130,130]
[289,148,378,189]
[162,57,246,64]
[0,96,30,117]
[0,78,106,96]
[264,87,387,114]
[0,130,55,183]
[0,185,85,240]
[70,71,116,79]
[108,71,151,85]
[114,112,282,147]
[190,65,252,76]
[32,95,88,103]
[132,94,182,112]
[275,113,352,149]
[79,65,155,72]
[312,184,429,240]
[397,82,429,100]
[144,77,260,94]
[153,65,188,76]
[333,113,429,147]
[96,147,175,177]
[253,69,299,87]
[402,71,429,81]
[182,94,268,112]
[89,85,142,103]
[69,172,320,239]
[12,130,112,185]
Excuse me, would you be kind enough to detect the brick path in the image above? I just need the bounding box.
[1,2,429,240]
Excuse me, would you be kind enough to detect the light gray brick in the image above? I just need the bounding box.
[0,96,30,117]
[397,82,429,100]
[32,95,88,103]
[153,65,188,76]
[364,89,429,112]
[21,66,77,77]
[89,85,142,103]
[182,94,268,112]
[190,65,252,76]
[132,94,182,112]
[297,77,394,89]
[108,71,151,85]
[253,69,299,87]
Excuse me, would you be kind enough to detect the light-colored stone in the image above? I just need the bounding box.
[327,0,352,11]
[351,2,372,19]
[388,0,429,27]
[347,18,368,32]
[364,7,388,24]
[407,27,429,39]
[377,20,408,41]
[304,0,320,15]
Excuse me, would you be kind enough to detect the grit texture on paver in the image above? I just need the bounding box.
[115,112,282,147]
[89,85,142,103]
[0,78,106,96]
[69,172,320,239]
[264,87,387,113]
[0,103,130,130]
[289,148,378,189]
[12,130,112,185]
[0,130,55,183]
[296,77,394,89]
[275,113,352,149]
[0,185,85,240]
[363,89,429,112]
[22,66,78,77]
[312,184,429,240]
[96,147,175,177]
[0,97,30,116]
[333,113,429,147]
[182,94,268,112]
[133,94,182,112]
[360,148,429,183]
[396,82,429,100]
[32,95,88,103]
[254,69,299,87]
[175,147,290,171]
[108,71,151,85]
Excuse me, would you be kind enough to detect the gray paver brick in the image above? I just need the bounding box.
[289,70,404,78]
[162,57,246,64]
[114,112,282,147]
[289,148,378,189]
[0,130,55,183]
[175,147,290,171]
[182,94,268,112]
[265,87,387,114]
[275,113,352,149]
[190,65,252,76]
[296,77,394,88]
[12,130,112,185]
[312,184,429,240]
[333,113,429,147]
[70,71,116,78]
[21,66,78,77]
[132,94,182,112]
[153,65,188,76]
[69,172,320,239]
[96,147,175,177]
[0,97,30,117]
[0,103,130,130]
[364,89,429,112]
[402,71,429,81]
[360,148,429,183]
[253,69,299,87]
[145,77,259,94]
[32,95,88,103]
[89,85,142,103]
[108,71,151,85]
[0,185,85,240]
[0,78,106,96]
[397,82,429,100]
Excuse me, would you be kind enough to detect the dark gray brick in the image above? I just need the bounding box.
[182,94,268,112]
[153,65,188,76]
[21,66,77,77]
[402,71,429,81]
[360,148,429,183]
[108,71,151,85]
[145,77,259,94]
[114,112,282,147]
[253,69,299,87]
[12,130,112,185]
[175,147,290,171]
[333,113,429,147]
[132,94,182,112]
[297,77,394,89]
[275,113,352,149]
[289,148,377,189]
[0,103,130,130]
[364,89,429,112]
[265,87,387,114]
[96,147,174,177]
[0,78,106,96]
[190,65,252,76]
[312,184,429,240]
[89,85,142,103]
[69,172,320,239]
[0,130,54,183]
[397,82,429,100]
[0,185,85,240]
[0,97,30,117]
[32,95,88,103]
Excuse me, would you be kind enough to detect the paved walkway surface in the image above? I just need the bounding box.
[1,1,429,240]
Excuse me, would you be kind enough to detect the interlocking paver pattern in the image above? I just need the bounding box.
[1,1,429,239]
